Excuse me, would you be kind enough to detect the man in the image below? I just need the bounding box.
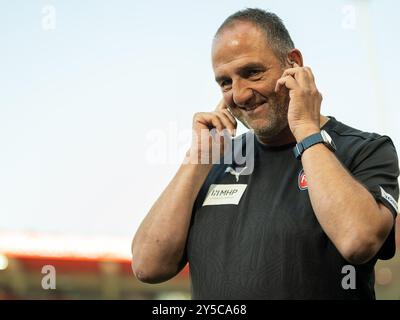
[131,8,399,299]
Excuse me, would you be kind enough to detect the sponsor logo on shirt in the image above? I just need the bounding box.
[298,169,308,190]
[380,186,398,212]
[202,184,248,206]
[225,166,247,182]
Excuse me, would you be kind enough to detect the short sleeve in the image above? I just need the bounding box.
[350,136,399,259]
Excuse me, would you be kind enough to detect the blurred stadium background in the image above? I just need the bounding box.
[1,0,399,299]
[0,231,190,299]
[0,222,399,299]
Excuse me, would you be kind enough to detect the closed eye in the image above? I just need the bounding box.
[238,63,267,79]
[243,69,263,78]
[218,79,232,90]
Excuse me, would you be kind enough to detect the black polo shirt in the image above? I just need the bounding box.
[186,117,399,300]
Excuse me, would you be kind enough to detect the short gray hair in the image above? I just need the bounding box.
[215,8,295,64]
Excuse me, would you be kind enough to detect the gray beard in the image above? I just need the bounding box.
[253,118,287,140]
[250,94,289,140]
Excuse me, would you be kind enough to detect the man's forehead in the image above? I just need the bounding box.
[212,22,271,69]
[213,22,265,52]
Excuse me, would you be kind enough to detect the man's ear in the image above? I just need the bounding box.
[287,49,303,67]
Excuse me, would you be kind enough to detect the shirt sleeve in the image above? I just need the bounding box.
[349,135,399,260]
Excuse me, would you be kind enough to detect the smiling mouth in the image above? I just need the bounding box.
[240,101,267,114]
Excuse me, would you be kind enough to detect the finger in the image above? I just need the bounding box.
[275,75,299,92]
[219,109,237,127]
[303,66,315,82]
[293,62,300,68]
[281,68,300,78]
[196,112,225,133]
[214,99,228,112]
[207,115,225,134]
[282,67,301,78]
[225,105,238,122]
[214,100,237,130]
[282,67,310,88]
[215,111,237,136]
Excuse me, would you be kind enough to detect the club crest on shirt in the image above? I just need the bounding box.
[298,169,308,190]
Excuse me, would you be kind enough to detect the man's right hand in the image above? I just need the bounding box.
[188,100,237,164]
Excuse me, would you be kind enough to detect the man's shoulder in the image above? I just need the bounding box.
[325,116,396,149]
[325,116,398,169]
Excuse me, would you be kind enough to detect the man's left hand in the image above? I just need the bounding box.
[275,63,322,142]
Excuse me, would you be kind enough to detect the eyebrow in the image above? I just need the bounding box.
[215,62,267,83]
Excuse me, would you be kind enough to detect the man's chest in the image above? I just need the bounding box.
[189,161,325,254]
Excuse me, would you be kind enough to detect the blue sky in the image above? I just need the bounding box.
[0,0,399,237]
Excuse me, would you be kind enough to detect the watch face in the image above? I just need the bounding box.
[321,130,336,151]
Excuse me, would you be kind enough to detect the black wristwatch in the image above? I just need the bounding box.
[293,130,336,159]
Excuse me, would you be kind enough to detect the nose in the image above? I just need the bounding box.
[232,79,254,108]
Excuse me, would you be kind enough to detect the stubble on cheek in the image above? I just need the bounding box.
[226,85,290,134]
[251,91,290,138]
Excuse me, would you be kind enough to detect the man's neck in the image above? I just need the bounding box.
[255,115,330,147]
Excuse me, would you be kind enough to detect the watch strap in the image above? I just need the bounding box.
[293,132,324,159]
